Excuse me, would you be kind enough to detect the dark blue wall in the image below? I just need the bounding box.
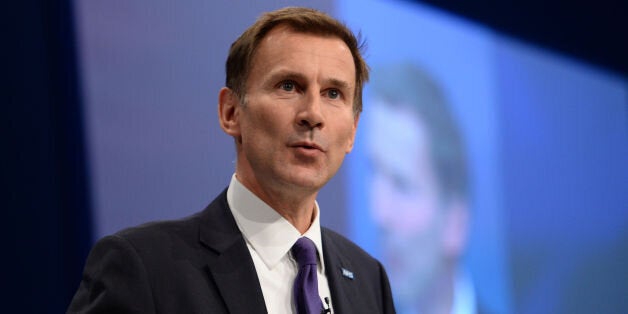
[7,1,92,312]
[416,0,627,75]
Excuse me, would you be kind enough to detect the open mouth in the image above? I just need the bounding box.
[291,141,324,152]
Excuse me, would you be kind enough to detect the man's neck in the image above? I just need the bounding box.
[235,173,319,234]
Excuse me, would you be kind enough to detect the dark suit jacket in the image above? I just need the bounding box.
[68,190,396,313]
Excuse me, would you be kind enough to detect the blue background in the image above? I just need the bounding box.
[6,0,627,313]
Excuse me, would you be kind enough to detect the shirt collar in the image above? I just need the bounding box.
[226,174,325,271]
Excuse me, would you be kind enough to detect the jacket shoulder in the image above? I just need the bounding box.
[113,212,202,250]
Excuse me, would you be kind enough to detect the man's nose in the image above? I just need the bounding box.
[296,92,324,129]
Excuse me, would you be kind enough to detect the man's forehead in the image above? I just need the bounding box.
[263,23,331,39]
[259,24,353,60]
[251,27,355,81]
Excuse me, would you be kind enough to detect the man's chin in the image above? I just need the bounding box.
[280,167,330,190]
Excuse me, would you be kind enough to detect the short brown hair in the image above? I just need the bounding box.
[225,7,369,115]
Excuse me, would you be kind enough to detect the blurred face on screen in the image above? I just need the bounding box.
[367,99,452,300]
[221,26,358,197]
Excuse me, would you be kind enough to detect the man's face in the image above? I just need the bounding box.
[366,100,448,299]
[231,26,358,197]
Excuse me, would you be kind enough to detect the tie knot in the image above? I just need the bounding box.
[291,237,318,266]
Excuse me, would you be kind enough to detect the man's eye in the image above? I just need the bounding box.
[327,89,340,99]
[280,81,295,91]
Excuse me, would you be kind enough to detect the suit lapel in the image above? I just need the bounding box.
[198,190,267,314]
[322,229,359,313]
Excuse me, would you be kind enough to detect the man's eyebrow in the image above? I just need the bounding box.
[265,69,352,90]
[323,78,351,90]
[266,70,307,84]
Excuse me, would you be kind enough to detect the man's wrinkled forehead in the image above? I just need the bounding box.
[252,23,348,60]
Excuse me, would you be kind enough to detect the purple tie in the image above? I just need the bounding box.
[292,237,324,314]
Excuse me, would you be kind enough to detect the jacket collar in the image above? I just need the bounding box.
[322,228,359,314]
[197,189,268,314]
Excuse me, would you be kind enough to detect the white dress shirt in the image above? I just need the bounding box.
[226,174,333,314]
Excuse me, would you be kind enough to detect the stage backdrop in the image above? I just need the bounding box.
[75,1,628,313]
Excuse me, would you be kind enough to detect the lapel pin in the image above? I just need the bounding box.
[341,267,354,280]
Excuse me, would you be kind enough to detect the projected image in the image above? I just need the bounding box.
[339,1,509,313]
[365,63,472,314]
[74,0,628,312]
[340,1,628,313]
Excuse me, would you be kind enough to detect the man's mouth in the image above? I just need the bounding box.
[290,141,325,152]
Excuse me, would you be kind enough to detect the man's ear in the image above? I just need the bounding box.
[218,87,241,139]
[345,114,360,153]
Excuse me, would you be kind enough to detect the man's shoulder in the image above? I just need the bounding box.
[115,212,201,244]
[104,189,231,251]
[88,210,205,260]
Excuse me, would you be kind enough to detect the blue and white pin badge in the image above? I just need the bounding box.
[341,267,354,280]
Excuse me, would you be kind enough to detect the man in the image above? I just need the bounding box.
[68,7,395,314]
[364,63,473,314]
